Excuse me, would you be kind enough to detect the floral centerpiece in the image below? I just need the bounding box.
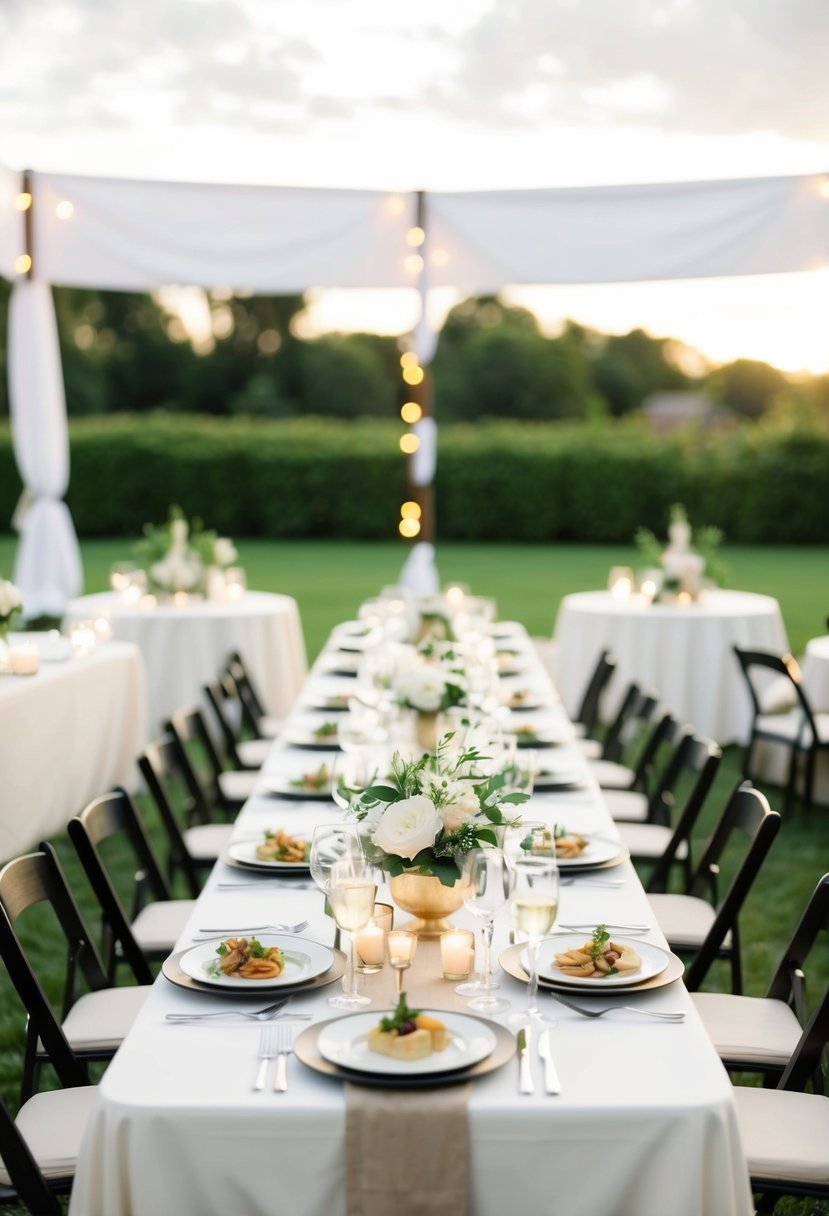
[635,504,725,600]
[134,507,238,598]
[0,576,23,672]
[392,660,467,750]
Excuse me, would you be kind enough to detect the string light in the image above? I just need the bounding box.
[400,351,419,369]
[15,193,32,211]
[406,226,426,247]
[386,195,406,215]
[402,366,424,386]
[404,253,424,275]
[400,401,422,424]
[14,254,31,274]
[56,200,74,219]
[400,501,422,520]
[399,518,421,538]
[400,433,420,454]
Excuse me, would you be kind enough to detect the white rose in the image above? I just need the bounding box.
[443,788,481,833]
[214,538,237,566]
[371,795,443,861]
[0,579,22,618]
[394,667,447,712]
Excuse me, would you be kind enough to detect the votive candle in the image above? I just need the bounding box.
[440,929,475,981]
[10,644,38,676]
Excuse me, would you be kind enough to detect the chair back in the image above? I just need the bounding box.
[204,680,246,769]
[0,1096,64,1215]
[138,735,204,897]
[574,649,616,737]
[685,782,781,990]
[0,847,101,1091]
[645,732,722,892]
[599,684,653,764]
[733,647,817,736]
[628,710,680,795]
[225,650,266,735]
[166,705,231,813]
[68,790,166,985]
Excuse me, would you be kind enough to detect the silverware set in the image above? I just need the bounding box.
[165,999,310,1024]
[254,1023,296,1091]
[191,920,309,942]
[546,990,685,1021]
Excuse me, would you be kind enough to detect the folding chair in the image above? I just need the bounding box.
[571,648,617,756]
[225,650,282,739]
[0,1088,99,1214]
[166,704,259,814]
[204,679,271,770]
[0,844,150,1101]
[648,781,781,993]
[588,696,674,792]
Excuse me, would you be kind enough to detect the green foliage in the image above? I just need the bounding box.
[707,357,791,418]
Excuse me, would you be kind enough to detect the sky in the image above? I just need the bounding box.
[2,0,829,371]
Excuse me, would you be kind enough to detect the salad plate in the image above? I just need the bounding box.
[179,934,334,990]
[317,1010,497,1077]
[499,941,684,995]
[258,772,334,801]
[163,945,346,996]
[530,935,671,990]
[552,834,624,869]
[225,838,311,872]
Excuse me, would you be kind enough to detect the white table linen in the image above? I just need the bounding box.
[553,588,789,745]
[64,590,307,736]
[0,641,144,861]
[69,627,752,1216]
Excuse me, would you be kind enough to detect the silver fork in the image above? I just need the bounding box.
[254,1025,278,1091]
[547,990,685,1021]
[274,1021,295,1092]
[192,920,309,941]
[165,999,290,1023]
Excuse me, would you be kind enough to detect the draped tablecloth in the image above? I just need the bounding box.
[69,626,753,1216]
[553,588,789,745]
[64,590,307,736]
[0,641,144,862]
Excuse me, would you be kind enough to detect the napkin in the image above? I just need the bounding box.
[345,1080,471,1216]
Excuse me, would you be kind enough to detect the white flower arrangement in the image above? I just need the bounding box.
[635,504,725,600]
[392,663,467,714]
[134,507,239,597]
[0,577,23,632]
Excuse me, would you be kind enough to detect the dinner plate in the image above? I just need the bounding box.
[553,835,623,869]
[515,727,574,749]
[530,935,671,990]
[163,946,346,997]
[533,769,587,790]
[321,654,360,676]
[294,1013,516,1088]
[303,695,350,713]
[258,773,334,801]
[317,1010,497,1077]
[178,934,334,990]
[226,839,311,871]
[504,696,549,713]
[284,731,341,751]
[499,941,685,995]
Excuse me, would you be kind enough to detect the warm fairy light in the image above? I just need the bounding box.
[404,253,424,275]
[430,248,449,266]
[15,192,32,211]
[399,433,420,454]
[402,366,424,386]
[14,254,31,274]
[400,351,419,369]
[56,200,74,219]
[818,179,829,199]
[400,401,422,424]
[400,501,422,520]
[406,226,426,247]
[399,518,421,538]
[386,195,406,215]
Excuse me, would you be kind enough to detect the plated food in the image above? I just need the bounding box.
[552,827,589,859]
[211,937,286,980]
[312,720,339,741]
[255,829,311,864]
[289,763,332,793]
[368,994,447,1061]
[554,925,641,980]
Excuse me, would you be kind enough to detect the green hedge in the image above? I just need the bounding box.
[0,413,826,542]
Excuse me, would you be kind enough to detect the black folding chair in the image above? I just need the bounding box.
[573,648,617,740]
[0,1091,91,1215]
[166,705,258,816]
[204,679,270,771]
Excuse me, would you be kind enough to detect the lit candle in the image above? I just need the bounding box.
[10,644,38,676]
[355,921,385,968]
[677,591,693,607]
[640,579,657,605]
[173,591,190,607]
[69,622,96,656]
[94,617,112,641]
[440,929,475,981]
[387,930,417,964]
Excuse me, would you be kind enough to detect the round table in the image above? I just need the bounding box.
[552,589,789,745]
[64,591,307,737]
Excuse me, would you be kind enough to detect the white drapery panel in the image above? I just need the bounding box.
[8,279,83,615]
[0,165,21,278]
[427,173,829,289]
[31,173,418,291]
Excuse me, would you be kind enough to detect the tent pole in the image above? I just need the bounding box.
[407,188,435,545]
[22,169,34,278]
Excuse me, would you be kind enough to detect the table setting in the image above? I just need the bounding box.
[68,584,754,1216]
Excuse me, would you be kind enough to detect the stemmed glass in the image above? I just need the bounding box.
[309,822,366,952]
[457,848,515,1014]
[326,857,377,1010]
[386,930,418,1004]
[508,854,559,1027]
[502,819,551,869]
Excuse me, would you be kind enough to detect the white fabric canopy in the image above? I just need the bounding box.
[0,165,20,277]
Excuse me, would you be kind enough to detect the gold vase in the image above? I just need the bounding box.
[389,871,468,939]
[415,711,439,752]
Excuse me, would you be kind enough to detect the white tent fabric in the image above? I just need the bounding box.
[8,279,83,615]
[0,165,21,278]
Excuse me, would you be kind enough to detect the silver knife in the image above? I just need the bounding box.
[538,1029,562,1094]
[517,1026,535,1095]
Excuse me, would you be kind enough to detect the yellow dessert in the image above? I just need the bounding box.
[367,995,447,1060]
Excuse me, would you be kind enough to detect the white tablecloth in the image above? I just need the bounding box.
[804,636,829,711]
[553,588,789,745]
[64,591,307,737]
[69,628,752,1216]
[0,641,145,862]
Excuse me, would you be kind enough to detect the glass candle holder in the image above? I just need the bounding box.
[224,567,247,600]
[440,929,475,981]
[9,643,38,676]
[608,566,634,601]
[69,621,97,657]
[355,902,394,974]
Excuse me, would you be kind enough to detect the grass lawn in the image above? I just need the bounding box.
[0,535,827,1213]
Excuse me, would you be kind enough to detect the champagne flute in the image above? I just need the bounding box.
[309,822,365,952]
[386,930,418,1004]
[458,848,514,1014]
[508,854,559,1027]
[327,859,377,1010]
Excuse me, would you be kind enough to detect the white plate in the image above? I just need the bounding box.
[532,935,671,989]
[322,654,360,675]
[516,727,574,748]
[259,773,333,800]
[180,934,334,989]
[227,839,311,870]
[553,835,622,868]
[534,769,585,789]
[317,1010,497,1077]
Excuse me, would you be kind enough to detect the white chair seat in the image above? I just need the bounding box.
[691,992,802,1066]
[734,1086,829,1186]
[219,769,260,803]
[182,822,233,860]
[617,822,687,861]
[0,1085,99,1184]
[576,737,602,760]
[603,788,649,823]
[258,715,283,738]
[756,708,829,746]
[57,985,150,1052]
[238,738,272,768]
[589,758,635,789]
[131,899,196,952]
[647,892,732,950]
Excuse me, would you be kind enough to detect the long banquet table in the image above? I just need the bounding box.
[69,624,753,1216]
[64,590,308,736]
[0,640,145,862]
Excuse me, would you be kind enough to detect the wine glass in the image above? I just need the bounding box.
[386,930,418,1004]
[508,854,559,1027]
[327,857,377,1010]
[458,848,514,1014]
[309,822,365,952]
[502,819,553,869]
